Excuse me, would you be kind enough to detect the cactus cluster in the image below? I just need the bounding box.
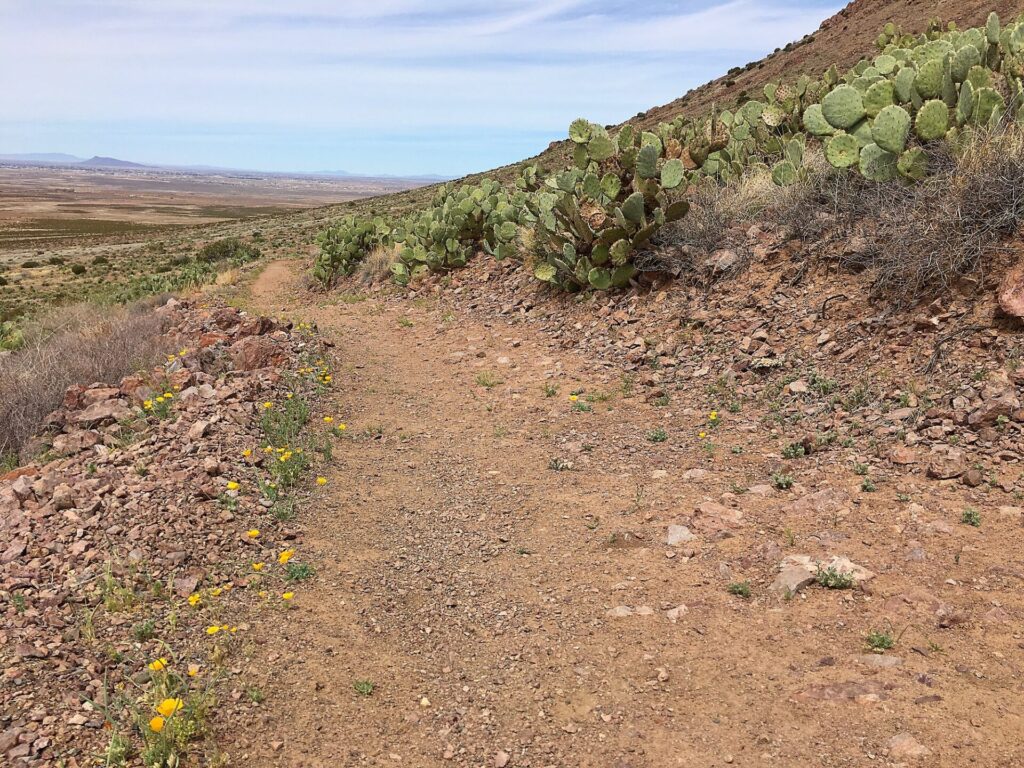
[314,216,390,286]
[315,11,1024,292]
[812,10,1024,181]
[519,120,689,290]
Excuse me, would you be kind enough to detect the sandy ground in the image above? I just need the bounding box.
[210,260,1024,768]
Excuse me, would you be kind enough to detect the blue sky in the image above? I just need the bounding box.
[0,1,842,177]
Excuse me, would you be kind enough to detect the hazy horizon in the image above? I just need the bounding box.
[1,0,842,177]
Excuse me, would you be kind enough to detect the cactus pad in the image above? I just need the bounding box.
[859,142,898,182]
[825,133,860,168]
[915,99,949,140]
[871,105,911,154]
[822,85,866,129]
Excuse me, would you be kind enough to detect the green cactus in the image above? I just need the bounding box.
[859,142,898,182]
[569,119,592,144]
[863,79,895,117]
[822,84,866,129]
[897,147,929,180]
[914,57,944,99]
[587,134,615,162]
[951,45,980,83]
[972,87,1005,124]
[661,159,685,189]
[874,54,897,75]
[987,12,1000,44]
[894,66,917,103]
[771,160,798,186]
[915,99,949,140]
[956,80,975,125]
[871,105,911,154]
[825,133,860,168]
[802,103,835,136]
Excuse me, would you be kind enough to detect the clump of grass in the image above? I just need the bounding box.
[285,562,315,582]
[782,442,806,459]
[646,427,668,443]
[727,581,751,598]
[771,472,794,490]
[961,507,981,527]
[475,372,502,389]
[353,680,375,696]
[865,629,895,652]
[816,565,855,590]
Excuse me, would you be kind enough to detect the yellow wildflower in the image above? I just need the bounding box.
[157,698,184,718]
[178,348,188,357]
[210,587,222,597]
[143,400,153,410]
[147,658,168,672]
[247,529,260,538]
[316,476,327,486]
[187,593,201,607]
[323,416,334,424]
[568,395,578,402]
[163,392,174,399]
[258,590,269,599]
[252,562,265,572]
[187,664,200,678]
[226,481,240,491]
[155,396,165,404]
[337,423,347,431]
[699,431,707,439]
[286,392,294,400]
[242,449,252,458]
[278,549,295,564]
[709,410,719,421]
[262,401,273,409]
[263,446,273,454]
[149,716,165,733]
[206,625,221,635]
[282,592,295,601]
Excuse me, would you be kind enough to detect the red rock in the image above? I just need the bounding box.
[62,384,87,410]
[81,387,120,407]
[998,261,1024,319]
[73,400,132,427]
[890,446,918,465]
[52,430,101,456]
[199,331,230,348]
[229,335,287,371]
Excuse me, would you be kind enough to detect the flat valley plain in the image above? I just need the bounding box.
[0,163,431,318]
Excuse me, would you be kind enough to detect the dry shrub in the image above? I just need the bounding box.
[0,303,168,461]
[357,245,399,285]
[643,170,779,278]
[849,126,1024,304]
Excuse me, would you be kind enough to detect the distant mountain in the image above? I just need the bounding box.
[0,152,85,163]
[77,156,150,169]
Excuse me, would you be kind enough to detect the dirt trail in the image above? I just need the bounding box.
[221,260,1024,767]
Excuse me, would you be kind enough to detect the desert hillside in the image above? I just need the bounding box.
[3,4,1024,768]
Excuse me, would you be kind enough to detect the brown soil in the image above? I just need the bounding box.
[220,260,1024,767]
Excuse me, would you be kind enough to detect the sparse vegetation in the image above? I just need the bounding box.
[816,566,855,590]
[0,303,166,461]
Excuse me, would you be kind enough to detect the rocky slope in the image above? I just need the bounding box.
[0,299,331,766]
